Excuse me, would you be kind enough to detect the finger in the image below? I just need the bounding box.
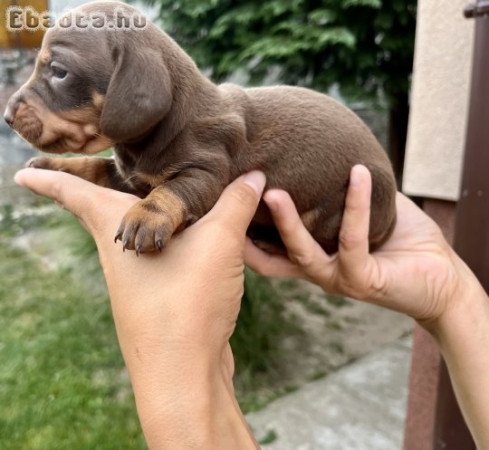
[337,165,372,273]
[263,189,330,275]
[14,168,102,213]
[14,168,132,231]
[244,238,303,278]
[206,171,266,236]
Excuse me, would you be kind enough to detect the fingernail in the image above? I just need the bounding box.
[242,171,266,195]
[265,198,277,212]
[263,191,278,212]
[14,170,25,186]
[350,165,366,187]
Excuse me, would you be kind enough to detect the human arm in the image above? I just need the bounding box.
[14,168,262,450]
[245,164,489,448]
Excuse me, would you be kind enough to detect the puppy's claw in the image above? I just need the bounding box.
[122,239,129,252]
[156,239,163,252]
[25,157,44,169]
[135,245,141,257]
[114,231,122,243]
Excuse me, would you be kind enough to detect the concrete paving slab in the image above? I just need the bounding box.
[247,337,412,449]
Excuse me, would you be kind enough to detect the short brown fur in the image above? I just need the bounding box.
[5,1,397,254]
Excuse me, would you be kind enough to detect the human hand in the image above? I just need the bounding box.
[14,167,262,449]
[245,165,481,326]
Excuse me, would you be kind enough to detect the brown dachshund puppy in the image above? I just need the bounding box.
[4,1,396,255]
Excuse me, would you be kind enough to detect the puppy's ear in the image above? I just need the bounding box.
[100,47,172,142]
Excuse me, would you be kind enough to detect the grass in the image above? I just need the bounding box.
[0,207,296,446]
[0,242,145,449]
[326,295,350,308]
[232,269,287,375]
[258,429,278,445]
[231,269,300,412]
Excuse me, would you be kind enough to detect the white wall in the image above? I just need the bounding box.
[402,0,475,201]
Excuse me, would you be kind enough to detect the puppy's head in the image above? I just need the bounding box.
[4,1,173,154]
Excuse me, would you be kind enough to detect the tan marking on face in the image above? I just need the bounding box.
[92,91,105,111]
[57,105,100,124]
[13,93,114,155]
[14,102,43,141]
[39,49,51,65]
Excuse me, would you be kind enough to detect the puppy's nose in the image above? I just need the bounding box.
[4,108,14,127]
[4,91,23,128]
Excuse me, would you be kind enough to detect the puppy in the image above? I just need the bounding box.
[4,1,397,255]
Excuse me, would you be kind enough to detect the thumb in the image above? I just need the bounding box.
[206,171,266,236]
[13,168,116,229]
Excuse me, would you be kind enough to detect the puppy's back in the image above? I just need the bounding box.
[240,86,397,252]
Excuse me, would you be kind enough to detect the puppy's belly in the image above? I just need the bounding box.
[248,204,343,255]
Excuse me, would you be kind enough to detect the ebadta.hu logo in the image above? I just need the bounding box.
[4,5,148,32]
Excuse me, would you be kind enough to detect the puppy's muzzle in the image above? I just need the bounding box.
[3,109,14,127]
[4,94,43,143]
[4,92,21,127]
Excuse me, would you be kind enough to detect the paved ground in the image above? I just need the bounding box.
[247,337,412,449]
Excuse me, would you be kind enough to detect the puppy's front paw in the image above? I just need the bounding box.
[114,201,175,255]
[26,156,53,169]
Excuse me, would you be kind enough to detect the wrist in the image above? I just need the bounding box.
[126,347,256,449]
[418,263,489,448]
[420,252,488,338]
[413,245,483,331]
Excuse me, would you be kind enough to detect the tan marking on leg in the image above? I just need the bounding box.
[135,166,184,189]
[116,188,187,252]
[55,157,113,186]
[27,157,114,187]
[149,188,186,230]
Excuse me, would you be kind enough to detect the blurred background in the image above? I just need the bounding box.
[0,0,417,448]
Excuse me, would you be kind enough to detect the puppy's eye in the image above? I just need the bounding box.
[50,63,68,80]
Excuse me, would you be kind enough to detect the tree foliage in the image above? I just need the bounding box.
[143,0,416,106]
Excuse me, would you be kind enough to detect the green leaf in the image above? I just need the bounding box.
[141,0,416,109]
[343,0,382,8]
[308,9,338,25]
